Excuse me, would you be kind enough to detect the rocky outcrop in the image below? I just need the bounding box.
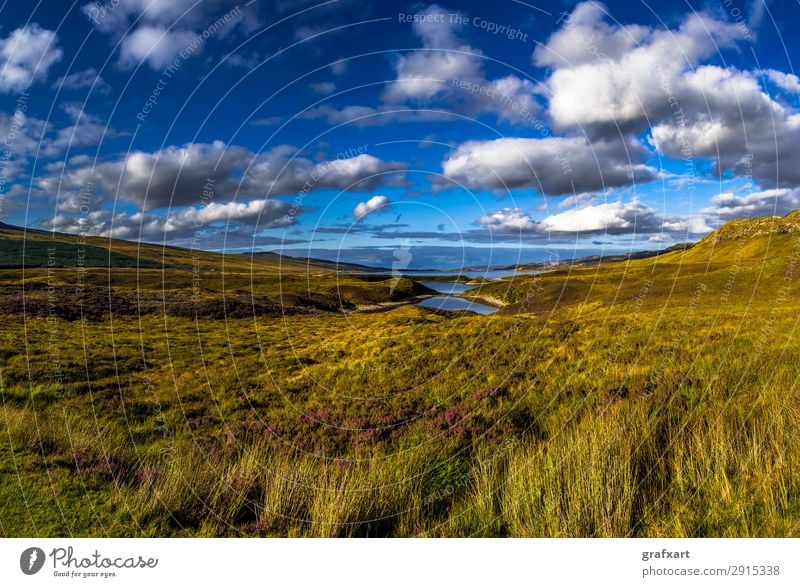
[702,211,800,244]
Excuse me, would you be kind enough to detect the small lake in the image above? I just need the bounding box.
[418,281,477,294]
[417,296,497,315]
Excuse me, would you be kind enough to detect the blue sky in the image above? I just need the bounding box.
[1,0,799,268]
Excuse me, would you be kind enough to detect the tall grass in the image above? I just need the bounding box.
[3,223,800,536]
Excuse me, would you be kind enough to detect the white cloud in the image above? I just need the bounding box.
[293,26,327,42]
[38,142,406,210]
[244,151,405,199]
[383,5,482,103]
[763,69,800,94]
[353,195,390,220]
[705,188,800,218]
[534,2,800,191]
[476,201,713,237]
[649,66,800,187]
[0,105,126,164]
[330,61,347,76]
[0,24,62,93]
[538,200,654,233]
[118,25,198,69]
[47,197,295,240]
[441,136,657,195]
[533,3,650,69]
[82,0,199,34]
[658,214,714,234]
[83,0,256,70]
[536,2,746,130]
[312,4,541,126]
[53,67,109,91]
[477,207,538,232]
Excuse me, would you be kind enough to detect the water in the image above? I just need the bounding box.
[342,269,538,280]
[418,281,477,294]
[402,269,537,279]
[417,296,497,315]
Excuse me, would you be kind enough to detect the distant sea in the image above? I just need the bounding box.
[270,245,655,271]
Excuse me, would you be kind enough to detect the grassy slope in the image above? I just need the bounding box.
[0,223,434,318]
[1,214,799,536]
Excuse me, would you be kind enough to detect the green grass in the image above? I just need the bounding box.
[1,214,799,536]
[0,237,162,269]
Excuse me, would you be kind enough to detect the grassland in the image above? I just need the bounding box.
[1,214,799,537]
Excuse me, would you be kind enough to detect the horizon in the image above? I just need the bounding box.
[3,215,696,271]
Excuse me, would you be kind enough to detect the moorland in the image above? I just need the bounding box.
[1,213,799,537]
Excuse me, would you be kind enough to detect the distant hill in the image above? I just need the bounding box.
[4,211,798,273]
[475,242,694,273]
[0,223,162,269]
[245,251,385,272]
[0,222,342,273]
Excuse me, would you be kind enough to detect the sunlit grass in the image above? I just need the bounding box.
[1,214,800,536]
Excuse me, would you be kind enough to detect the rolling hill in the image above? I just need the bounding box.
[476,210,800,314]
[1,212,799,537]
[0,221,434,319]
[0,221,332,272]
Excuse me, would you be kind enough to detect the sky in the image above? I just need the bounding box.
[1,0,799,269]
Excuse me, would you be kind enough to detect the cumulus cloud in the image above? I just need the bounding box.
[649,66,800,187]
[763,69,800,94]
[441,136,657,195]
[477,208,538,232]
[38,141,250,210]
[383,4,483,103]
[37,142,406,210]
[82,0,199,34]
[0,24,62,93]
[82,0,256,70]
[533,2,650,70]
[118,25,199,70]
[476,201,712,237]
[538,200,657,233]
[47,197,296,241]
[244,151,405,199]
[536,2,746,131]
[353,195,390,220]
[705,188,800,218]
[533,2,800,191]
[309,4,540,126]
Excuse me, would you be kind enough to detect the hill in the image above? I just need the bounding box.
[0,221,332,272]
[245,251,384,272]
[475,210,800,314]
[0,221,434,318]
[1,212,799,538]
